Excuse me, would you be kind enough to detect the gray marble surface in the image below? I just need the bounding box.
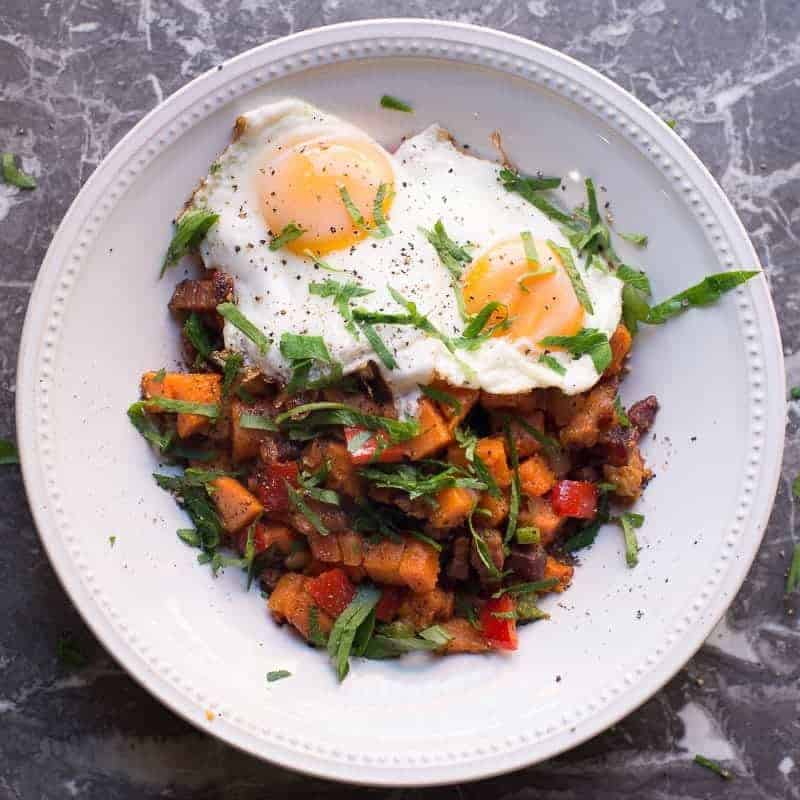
[1,1,798,798]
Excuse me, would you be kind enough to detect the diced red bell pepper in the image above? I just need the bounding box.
[307,568,356,618]
[375,586,405,622]
[344,426,405,465]
[480,595,518,651]
[252,461,299,513]
[550,480,598,520]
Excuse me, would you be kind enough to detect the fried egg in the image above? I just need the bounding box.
[192,99,623,415]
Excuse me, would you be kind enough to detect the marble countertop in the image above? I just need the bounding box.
[1,1,798,798]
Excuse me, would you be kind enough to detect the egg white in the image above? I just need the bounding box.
[192,99,623,415]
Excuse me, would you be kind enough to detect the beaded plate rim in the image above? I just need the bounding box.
[16,19,785,786]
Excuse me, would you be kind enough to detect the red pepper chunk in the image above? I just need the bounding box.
[252,461,299,513]
[375,586,404,622]
[480,595,518,651]
[307,568,356,619]
[344,426,405,466]
[550,480,598,519]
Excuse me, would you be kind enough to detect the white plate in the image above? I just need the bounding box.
[17,19,784,786]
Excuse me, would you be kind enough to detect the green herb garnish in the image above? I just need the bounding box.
[275,401,418,443]
[498,167,569,223]
[380,94,413,112]
[239,412,278,431]
[504,421,521,545]
[327,584,381,680]
[286,482,329,535]
[109,535,117,547]
[409,530,443,552]
[516,526,540,545]
[614,396,630,428]
[419,383,463,413]
[183,312,214,364]
[221,351,243,399]
[279,332,342,394]
[0,439,20,465]
[468,511,502,580]
[693,755,732,780]
[492,578,558,598]
[269,222,305,251]
[540,328,612,374]
[617,264,652,295]
[547,239,593,314]
[216,302,270,355]
[309,606,329,647]
[143,397,220,418]
[266,670,292,682]
[538,353,566,375]
[618,511,644,567]
[786,543,800,595]
[645,271,759,324]
[161,208,219,277]
[309,277,373,336]
[619,231,648,247]
[371,183,393,238]
[513,416,562,455]
[359,462,486,502]
[358,321,397,370]
[56,635,87,669]
[1,152,36,189]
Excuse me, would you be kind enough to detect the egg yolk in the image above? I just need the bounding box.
[462,236,585,343]
[257,135,395,255]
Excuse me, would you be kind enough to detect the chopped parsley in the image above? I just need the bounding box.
[786,543,800,595]
[380,94,413,112]
[238,413,278,431]
[693,755,732,780]
[0,439,19,465]
[420,220,473,280]
[516,526,540,545]
[274,401,419,443]
[538,353,566,375]
[266,669,292,682]
[513,416,562,455]
[327,584,381,680]
[309,606,329,647]
[56,635,87,669]
[183,312,214,365]
[143,397,220,418]
[371,183,394,238]
[454,427,500,499]
[216,302,270,355]
[504,422,521,544]
[619,231,648,247]
[309,277,373,336]
[614,396,631,428]
[419,383,462,413]
[221,351,243,399]
[359,461,486,502]
[617,511,644,567]
[498,167,569,223]
[468,510,502,580]
[1,152,36,189]
[161,208,219,277]
[364,624,452,658]
[268,222,305,251]
[547,239,593,314]
[492,578,558,598]
[645,271,760,324]
[540,328,612,374]
[279,332,342,394]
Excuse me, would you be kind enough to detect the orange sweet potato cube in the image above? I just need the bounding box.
[543,556,574,592]
[404,399,453,460]
[518,455,556,497]
[398,536,440,594]
[363,538,405,585]
[430,486,476,529]
[209,476,263,533]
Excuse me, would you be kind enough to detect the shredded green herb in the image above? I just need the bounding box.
[619,231,648,247]
[309,277,373,337]
[161,208,219,277]
[540,328,612,374]
[492,578,558,598]
[468,511,502,580]
[538,353,566,375]
[380,94,413,112]
[269,222,305,251]
[516,526,540,545]
[371,183,394,238]
[327,585,381,680]
[0,439,20,465]
[221,351,243,399]
[143,397,220,418]
[498,167,569,223]
[2,152,36,189]
[614,396,630,428]
[645,271,759,324]
[266,669,292,682]
[419,383,462,413]
[618,511,644,567]
[217,302,271,355]
[359,462,486,502]
[504,421,521,545]
[239,412,278,431]
[183,313,214,365]
[279,332,343,394]
[693,755,732,780]
[547,239,593,314]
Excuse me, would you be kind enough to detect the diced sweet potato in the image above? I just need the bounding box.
[404,399,453,460]
[426,378,479,427]
[480,390,545,414]
[543,556,573,592]
[505,411,547,458]
[210,476,263,533]
[306,530,342,563]
[398,587,454,630]
[430,486,476,529]
[363,538,406,585]
[268,573,333,639]
[518,455,556,497]
[398,537,440,594]
[604,446,650,502]
[475,491,508,528]
[605,323,632,377]
[518,495,565,547]
[337,530,364,567]
[142,371,222,438]
[476,437,512,488]
[438,618,489,654]
[231,399,274,462]
[317,440,364,499]
[445,442,469,471]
